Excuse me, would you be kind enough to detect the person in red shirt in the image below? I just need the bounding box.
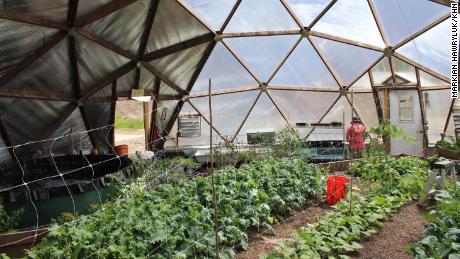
[346,116,366,159]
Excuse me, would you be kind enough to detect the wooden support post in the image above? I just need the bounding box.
[383,88,391,154]
[143,101,151,151]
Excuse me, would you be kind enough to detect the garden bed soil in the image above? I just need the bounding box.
[237,202,329,259]
[350,203,426,259]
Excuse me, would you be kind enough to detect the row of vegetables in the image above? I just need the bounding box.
[263,156,432,258]
[27,157,322,258]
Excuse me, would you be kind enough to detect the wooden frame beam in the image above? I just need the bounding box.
[0,91,73,102]
[189,86,260,98]
[77,28,135,60]
[67,0,80,27]
[368,71,384,123]
[219,0,242,33]
[143,33,215,61]
[110,80,117,146]
[367,0,389,47]
[279,0,304,29]
[137,0,160,59]
[149,77,161,150]
[221,30,301,38]
[221,40,261,84]
[310,31,385,52]
[75,0,139,27]
[415,68,429,155]
[308,0,336,29]
[0,11,67,30]
[0,32,67,89]
[393,53,450,83]
[307,36,343,87]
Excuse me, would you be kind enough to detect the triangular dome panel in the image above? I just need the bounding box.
[350,73,372,91]
[225,35,298,82]
[150,42,210,91]
[373,0,450,46]
[75,35,131,96]
[190,43,258,94]
[188,91,259,137]
[225,0,299,32]
[312,0,385,47]
[85,0,149,55]
[0,20,59,78]
[420,71,449,88]
[271,38,338,88]
[396,19,450,78]
[370,57,391,84]
[424,90,451,144]
[146,0,211,53]
[184,0,237,30]
[311,36,383,86]
[237,92,288,143]
[286,0,332,26]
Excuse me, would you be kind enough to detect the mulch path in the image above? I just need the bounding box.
[236,202,329,259]
[350,203,427,259]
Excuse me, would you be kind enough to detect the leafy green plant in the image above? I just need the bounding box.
[0,198,23,232]
[437,138,460,153]
[28,157,323,258]
[410,187,460,259]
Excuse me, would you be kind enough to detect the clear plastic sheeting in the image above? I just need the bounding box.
[0,0,69,22]
[420,70,449,88]
[286,0,331,26]
[191,43,258,94]
[150,42,209,91]
[169,102,223,148]
[236,92,288,144]
[188,91,259,137]
[225,0,299,33]
[0,39,73,99]
[225,35,298,82]
[184,0,237,30]
[312,0,385,47]
[85,0,149,55]
[423,90,451,144]
[270,38,338,88]
[83,102,112,152]
[270,90,338,137]
[0,19,59,78]
[396,19,450,78]
[75,35,131,96]
[156,100,180,131]
[370,57,391,84]
[0,99,72,156]
[372,0,450,46]
[349,73,372,91]
[348,92,379,127]
[393,57,416,84]
[308,96,351,141]
[311,36,383,86]
[146,0,210,53]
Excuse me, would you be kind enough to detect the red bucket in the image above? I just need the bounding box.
[326,176,349,205]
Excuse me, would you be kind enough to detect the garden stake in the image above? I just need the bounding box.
[350,90,354,215]
[209,78,220,259]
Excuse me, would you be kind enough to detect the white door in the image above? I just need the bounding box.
[389,90,424,155]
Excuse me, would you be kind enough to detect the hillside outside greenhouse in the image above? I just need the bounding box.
[0,0,459,258]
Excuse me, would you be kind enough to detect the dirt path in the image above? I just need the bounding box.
[115,129,145,154]
[237,203,328,259]
[351,203,426,259]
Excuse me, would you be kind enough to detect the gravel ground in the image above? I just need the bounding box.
[237,202,328,259]
[350,203,426,259]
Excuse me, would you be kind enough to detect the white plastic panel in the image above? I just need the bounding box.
[236,92,288,143]
[372,0,450,46]
[150,42,209,91]
[286,0,332,26]
[313,0,384,47]
[184,0,237,30]
[311,36,383,86]
[389,90,423,155]
[0,19,59,78]
[393,58,416,84]
[225,0,299,32]
[188,91,259,137]
[225,35,298,82]
[191,43,258,94]
[146,0,210,53]
[271,39,338,88]
[85,0,149,55]
[423,90,451,145]
[396,19,450,78]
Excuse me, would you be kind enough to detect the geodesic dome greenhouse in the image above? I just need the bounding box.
[0,0,454,160]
